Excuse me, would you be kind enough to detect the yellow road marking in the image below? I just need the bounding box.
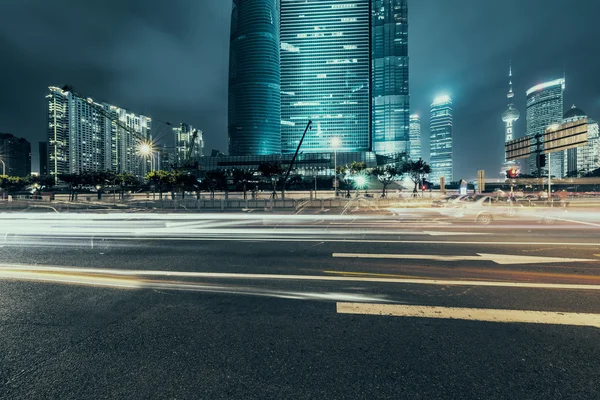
[337,303,600,328]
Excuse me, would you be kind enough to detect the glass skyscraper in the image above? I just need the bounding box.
[280,0,371,153]
[371,0,410,154]
[526,78,565,176]
[409,114,421,160]
[228,0,281,156]
[429,95,453,183]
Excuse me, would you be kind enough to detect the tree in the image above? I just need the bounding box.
[231,169,255,199]
[371,165,402,198]
[257,161,283,199]
[83,171,116,200]
[403,158,431,197]
[145,170,171,199]
[0,176,28,194]
[59,173,84,201]
[349,161,367,174]
[117,173,140,199]
[584,168,600,178]
[173,172,199,200]
[202,170,227,199]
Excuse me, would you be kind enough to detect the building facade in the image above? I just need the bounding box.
[408,114,421,160]
[46,86,152,179]
[429,95,453,183]
[526,78,565,176]
[562,106,600,176]
[280,0,371,153]
[371,0,410,154]
[228,0,281,156]
[0,133,31,177]
[174,123,204,167]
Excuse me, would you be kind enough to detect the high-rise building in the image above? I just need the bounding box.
[280,0,371,153]
[371,0,410,154]
[501,63,520,172]
[174,123,204,166]
[39,142,48,175]
[46,86,152,179]
[526,78,565,176]
[429,95,453,183]
[0,133,31,177]
[228,0,281,156]
[409,114,421,160]
[562,106,600,176]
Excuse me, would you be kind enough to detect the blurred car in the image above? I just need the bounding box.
[435,195,523,224]
[431,194,468,208]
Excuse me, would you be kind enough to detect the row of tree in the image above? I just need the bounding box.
[1,156,433,200]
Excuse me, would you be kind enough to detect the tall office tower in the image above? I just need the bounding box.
[280,0,370,153]
[228,0,281,156]
[429,95,453,183]
[39,142,48,175]
[371,0,410,154]
[46,86,152,179]
[562,106,600,176]
[409,114,421,160]
[0,133,31,177]
[526,78,565,176]
[501,63,520,171]
[174,123,204,166]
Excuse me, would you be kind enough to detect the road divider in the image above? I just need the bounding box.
[336,303,600,328]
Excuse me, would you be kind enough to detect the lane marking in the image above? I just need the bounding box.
[2,265,600,291]
[2,235,600,247]
[336,303,600,328]
[332,252,598,265]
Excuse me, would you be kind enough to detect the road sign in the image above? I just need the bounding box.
[477,170,485,193]
[505,119,589,161]
[506,136,531,161]
[543,118,588,153]
[440,177,445,193]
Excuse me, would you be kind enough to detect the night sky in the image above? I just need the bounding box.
[1,0,599,179]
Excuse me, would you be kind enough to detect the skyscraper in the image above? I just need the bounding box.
[174,123,204,166]
[39,142,48,176]
[280,0,370,153]
[371,0,410,154]
[429,95,453,183]
[46,86,152,179]
[228,0,281,156]
[501,63,520,172]
[526,78,565,176]
[409,114,421,160]
[0,133,31,177]
[562,106,600,176]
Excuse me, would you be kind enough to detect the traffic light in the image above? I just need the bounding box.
[506,168,519,179]
[536,154,546,168]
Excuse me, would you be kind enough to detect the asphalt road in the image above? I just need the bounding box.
[1,211,600,399]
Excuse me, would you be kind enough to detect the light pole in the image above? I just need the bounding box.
[0,159,5,176]
[331,137,341,196]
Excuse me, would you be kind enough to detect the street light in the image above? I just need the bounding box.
[0,159,5,176]
[137,141,154,171]
[331,137,341,196]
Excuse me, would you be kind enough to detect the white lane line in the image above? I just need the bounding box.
[332,252,599,265]
[336,303,600,328]
[2,235,600,247]
[2,265,600,291]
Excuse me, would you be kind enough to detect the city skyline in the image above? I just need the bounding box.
[0,1,599,179]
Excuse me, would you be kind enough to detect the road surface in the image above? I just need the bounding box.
[1,211,599,399]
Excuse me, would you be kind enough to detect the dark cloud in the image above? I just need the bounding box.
[0,0,598,178]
